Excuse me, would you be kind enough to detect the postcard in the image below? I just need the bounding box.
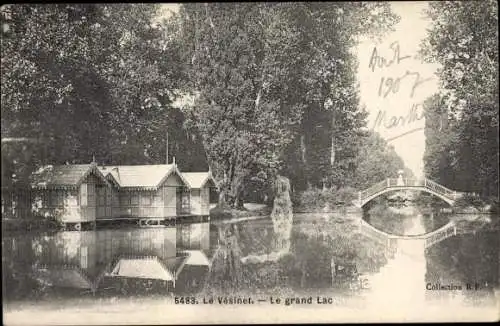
[2,2,499,324]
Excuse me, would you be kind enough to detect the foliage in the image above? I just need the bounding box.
[350,130,410,189]
[426,229,500,295]
[172,3,399,207]
[420,1,498,198]
[365,201,412,235]
[293,187,357,212]
[1,4,207,177]
[452,194,487,210]
[279,226,388,288]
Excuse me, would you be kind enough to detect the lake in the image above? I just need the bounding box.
[2,208,499,323]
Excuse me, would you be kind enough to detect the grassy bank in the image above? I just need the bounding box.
[209,203,272,221]
[291,187,358,213]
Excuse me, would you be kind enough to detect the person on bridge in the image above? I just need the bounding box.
[397,170,405,186]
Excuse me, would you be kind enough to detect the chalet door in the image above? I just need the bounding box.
[176,188,190,215]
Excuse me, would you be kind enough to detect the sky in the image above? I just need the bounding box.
[158,2,440,178]
[356,2,440,178]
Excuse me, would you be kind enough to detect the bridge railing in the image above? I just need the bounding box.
[424,224,456,248]
[359,177,458,203]
[359,179,388,201]
[423,179,456,198]
[359,220,389,245]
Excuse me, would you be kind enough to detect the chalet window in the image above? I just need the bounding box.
[57,192,64,206]
[120,193,130,206]
[209,187,218,204]
[97,187,106,206]
[181,189,190,214]
[80,184,88,207]
[49,191,63,206]
[49,191,55,206]
[201,188,209,202]
[87,184,95,206]
[106,189,112,206]
[141,193,152,206]
[131,193,139,206]
[153,192,161,203]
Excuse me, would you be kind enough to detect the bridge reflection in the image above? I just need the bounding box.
[358,214,491,252]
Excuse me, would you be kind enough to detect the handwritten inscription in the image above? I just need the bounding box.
[378,71,433,98]
[373,103,425,130]
[368,41,411,72]
[369,41,433,99]
[369,41,433,141]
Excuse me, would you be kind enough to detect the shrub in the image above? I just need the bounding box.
[453,193,486,209]
[293,187,358,212]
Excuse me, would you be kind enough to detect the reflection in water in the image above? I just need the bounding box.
[364,213,428,313]
[2,212,499,312]
[363,210,499,315]
[2,223,211,297]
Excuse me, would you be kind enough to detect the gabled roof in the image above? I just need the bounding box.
[98,164,190,189]
[182,172,216,189]
[175,250,210,276]
[31,163,110,189]
[182,250,211,266]
[106,257,174,281]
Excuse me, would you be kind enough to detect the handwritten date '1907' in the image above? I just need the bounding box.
[369,41,433,98]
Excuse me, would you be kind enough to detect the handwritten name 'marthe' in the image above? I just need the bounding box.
[373,103,425,130]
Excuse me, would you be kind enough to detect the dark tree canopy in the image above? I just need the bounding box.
[421,1,498,198]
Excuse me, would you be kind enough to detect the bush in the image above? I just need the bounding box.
[453,193,486,210]
[294,187,357,212]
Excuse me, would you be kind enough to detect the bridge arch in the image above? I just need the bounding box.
[360,186,455,207]
[356,177,462,208]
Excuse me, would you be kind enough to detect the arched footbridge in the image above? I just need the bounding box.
[358,219,476,251]
[356,178,467,208]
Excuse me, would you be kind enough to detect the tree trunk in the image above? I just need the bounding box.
[300,134,307,165]
[331,110,336,167]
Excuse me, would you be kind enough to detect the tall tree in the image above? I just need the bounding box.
[350,130,409,190]
[420,1,499,197]
[1,4,182,166]
[173,3,398,207]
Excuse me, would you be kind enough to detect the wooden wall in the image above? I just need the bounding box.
[29,172,112,223]
[31,188,85,222]
[95,227,177,264]
[10,170,200,221]
[189,187,210,216]
[190,189,201,215]
[176,222,210,251]
[200,187,210,215]
[117,190,164,218]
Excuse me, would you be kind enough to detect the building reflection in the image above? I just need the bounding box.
[3,223,212,294]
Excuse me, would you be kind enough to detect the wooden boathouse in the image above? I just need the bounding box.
[3,160,217,229]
